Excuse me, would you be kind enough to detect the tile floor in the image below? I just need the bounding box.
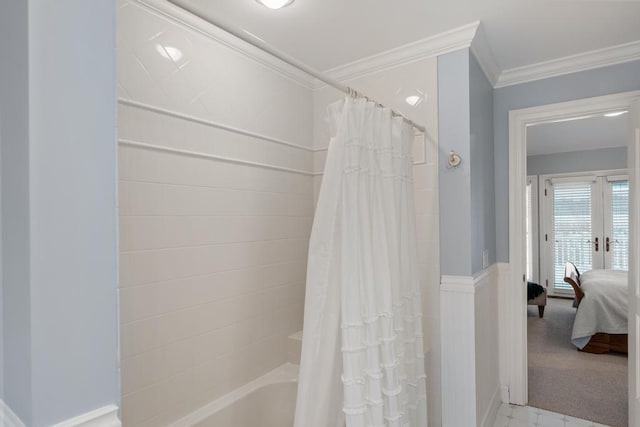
[494,404,611,427]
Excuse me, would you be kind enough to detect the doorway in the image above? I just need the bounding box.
[502,90,640,423]
[524,113,629,424]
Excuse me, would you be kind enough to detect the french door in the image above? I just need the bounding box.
[541,172,629,295]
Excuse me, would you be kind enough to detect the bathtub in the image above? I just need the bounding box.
[171,363,298,427]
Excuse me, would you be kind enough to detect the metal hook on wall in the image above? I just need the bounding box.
[447,151,462,168]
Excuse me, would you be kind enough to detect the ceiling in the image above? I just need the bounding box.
[174,0,640,72]
[526,113,628,156]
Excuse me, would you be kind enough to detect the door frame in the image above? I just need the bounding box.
[504,90,640,406]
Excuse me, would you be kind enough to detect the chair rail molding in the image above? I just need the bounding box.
[0,400,26,427]
[51,405,121,427]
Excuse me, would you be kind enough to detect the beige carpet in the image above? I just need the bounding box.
[527,297,628,427]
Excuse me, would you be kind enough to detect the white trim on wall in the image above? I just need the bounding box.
[441,263,499,427]
[496,262,511,404]
[51,405,121,427]
[321,21,480,85]
[505,90,640,406]
[627,99,640,427]
[470,24,501,87]
[481,386,502,427]
[496,40,640,88]
[0,400,26,427]
[118,139,318,176]
[118,98,315,153]
[441,272,478,427]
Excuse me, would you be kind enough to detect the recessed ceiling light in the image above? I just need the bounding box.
[156,45,183,62]
[405,95,423,107]
[256,0,294,9]
[604,111,628,118]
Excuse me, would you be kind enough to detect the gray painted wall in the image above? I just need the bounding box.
[438,49,473,276]
[28,1,119,425]
[493,60,640,262]
[469,53,496,273]
[527,146,627,176]
[0,145,2,401]
[0,1,32,423]
[0,1,119,425]
[438,49,496,276]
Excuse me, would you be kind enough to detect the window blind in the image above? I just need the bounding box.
[552,183,592,290]
[610,180,629,270]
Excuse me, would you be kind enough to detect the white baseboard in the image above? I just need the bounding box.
[500,384,510,404]
[481,386,502,427]
[1,400,26,427]
[52,405,121,427]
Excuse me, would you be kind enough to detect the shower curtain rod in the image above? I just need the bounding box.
[166,0,426,133]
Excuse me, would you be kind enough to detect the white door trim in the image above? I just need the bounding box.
[628,99,640,427]
[505,90,640,406]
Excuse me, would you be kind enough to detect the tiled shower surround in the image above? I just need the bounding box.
[117,1,313,425]
[117,0,440,425]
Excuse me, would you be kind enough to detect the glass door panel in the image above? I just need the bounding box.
[605,179,629,270]
[550,181,599,292]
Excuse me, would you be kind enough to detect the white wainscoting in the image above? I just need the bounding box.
[440,263,501,427]
[496,262,511,404]
[480,386,502,427]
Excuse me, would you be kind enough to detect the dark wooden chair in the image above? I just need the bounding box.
[563,261,584,305]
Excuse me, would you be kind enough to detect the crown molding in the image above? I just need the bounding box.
[131,0,316,89]
[131,0,640,92]
[470,24,500,87]
[496,39,640,88]
[319,21,481,86]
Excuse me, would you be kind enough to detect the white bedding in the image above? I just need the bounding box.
[571,269,628,349]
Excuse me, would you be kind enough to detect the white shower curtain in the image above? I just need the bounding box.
[294,97,427,427]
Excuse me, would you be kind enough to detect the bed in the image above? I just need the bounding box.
[563,262,628,354]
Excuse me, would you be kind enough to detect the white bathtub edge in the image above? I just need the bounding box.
[170,363,299,427]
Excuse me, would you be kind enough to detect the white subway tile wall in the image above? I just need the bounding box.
[117,0,313,425]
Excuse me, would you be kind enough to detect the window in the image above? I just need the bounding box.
[607,179,629,271]
[551,182,593,291]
